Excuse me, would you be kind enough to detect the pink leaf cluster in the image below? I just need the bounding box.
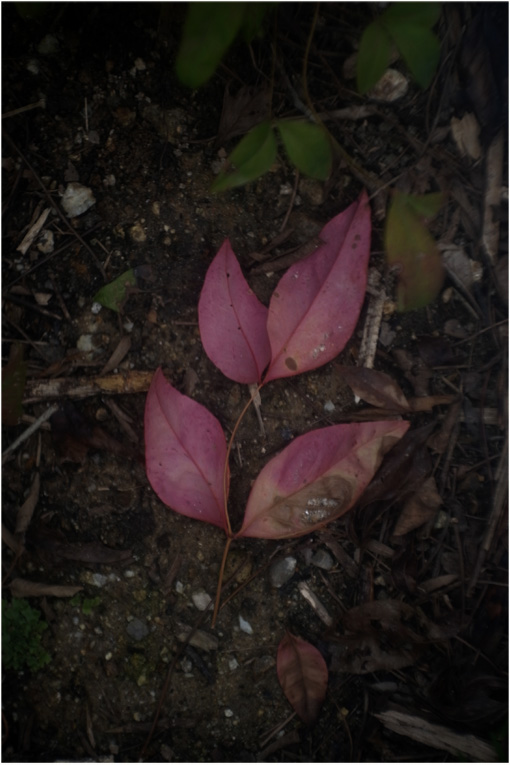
[199,190,371,384]
[145,190,409,538]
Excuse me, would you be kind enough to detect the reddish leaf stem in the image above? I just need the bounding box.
[211,535,233,628]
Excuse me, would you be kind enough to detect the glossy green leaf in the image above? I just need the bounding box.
[211,121,277,192]
[2,343,27,426]
[385,191,444,311]
[93,269,136,313]
[176,2,245,88]
[384,2,441,29]
[277,120,332,180]
[356,20,393,94]
[387,24,440,88]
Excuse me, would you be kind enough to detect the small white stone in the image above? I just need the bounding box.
[175,581,184,594]
[228,657,239,671]
[224,708,234,718]
[238,615,253,635]
[61,183,96,217]
[91,302,102,315]
[324,400,335,413]
[192,589,212,611]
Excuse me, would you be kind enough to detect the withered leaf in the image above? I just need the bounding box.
[393,476,443,536]
[336,364,409,411]
[216,82,271,146]
[359,423,434,508]
[330,599,448,674]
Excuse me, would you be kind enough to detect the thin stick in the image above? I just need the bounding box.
[2,404,58,464]
[211,536,233,628]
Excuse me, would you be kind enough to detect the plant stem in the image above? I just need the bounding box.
[217,383,264,621]
[211,535,233,628]
[301,3,383,193]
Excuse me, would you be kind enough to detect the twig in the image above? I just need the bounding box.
[2,404,58,464]
[2,98,46,119]
[279,170,299,233]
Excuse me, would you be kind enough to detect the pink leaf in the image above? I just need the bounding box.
[237,420,409,539]
[144,368,229,531]
[277,631,328,724]
[198,239,271,383]
[264,190,371,382]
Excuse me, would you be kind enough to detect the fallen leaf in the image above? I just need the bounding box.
[8,578,83,598]
[101,335,132,375]
[198,240,271,384]
[335,364,409,411]
[93,269,137,312]
[330,599,448,674]
[393,476,442,536]
[358,423,434,508]
[277,631,328,724]
[385,191,444,311]
[238,420,409,539]
[216,82,271,146]
[264,191,371,382]
[144,369,229,531]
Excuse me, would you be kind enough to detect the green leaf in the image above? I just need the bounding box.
[2,343,27,426]
[356,20,393,94]
[277,120,332,180]
[176,2,245,88]
[404,191,443,219]
[240,2,270,42]
[386,24,440,88]
[211,120,277,192]
[385,191,444,311]
[93,269,136,313]
[384,2,441,29]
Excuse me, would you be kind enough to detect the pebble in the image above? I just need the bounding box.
[191,589,212,611]
[311,549,334,570]
[61,182,96,217]
[238,615,253,635]
[269,556,297,588]
[126,618,149,641]
[224,708,234,718]
[324,400,335,413]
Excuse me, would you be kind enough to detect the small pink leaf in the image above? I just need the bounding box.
[264,190,371,382]
[238,420,409,539]
[198,240,271,383]
[277,631,328,724]
[145,368,229,531]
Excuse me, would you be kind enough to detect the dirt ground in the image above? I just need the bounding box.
[2,3,508,763]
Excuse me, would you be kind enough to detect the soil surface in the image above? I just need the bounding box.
[2,3,508,763]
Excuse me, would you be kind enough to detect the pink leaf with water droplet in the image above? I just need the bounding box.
[237,419,409,539]
[198,239,271,383]
[277,631,328,724]
[145,368,229,531]
[264,190,371,382]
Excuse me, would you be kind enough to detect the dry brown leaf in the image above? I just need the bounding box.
[8,578,83,598]
[215,83,271,146]
[330,599,448,674]
[336,365,409,411]
[393,476,442,536]
[100,335,132,375]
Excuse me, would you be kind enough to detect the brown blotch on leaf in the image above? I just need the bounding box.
[285,357,298,371]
